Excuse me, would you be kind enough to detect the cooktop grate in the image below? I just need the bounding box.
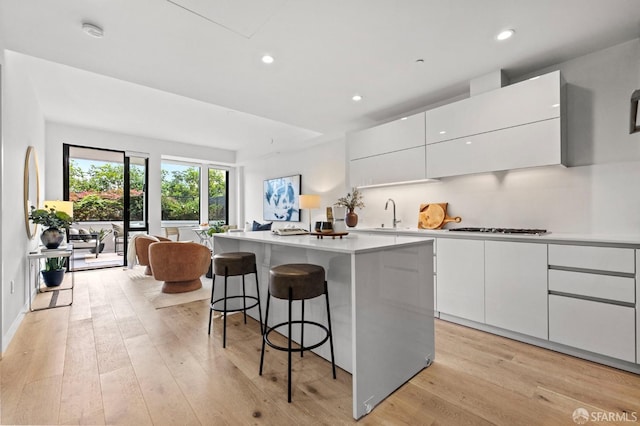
[448,227,548,235]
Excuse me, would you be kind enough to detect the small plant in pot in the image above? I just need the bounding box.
[29,205,73,249]
[334,187,365,227]
[88,227,113,254]
[42,256,66,287]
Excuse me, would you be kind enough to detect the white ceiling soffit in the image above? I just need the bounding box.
[166,0,288,39]
[13,52,320,159]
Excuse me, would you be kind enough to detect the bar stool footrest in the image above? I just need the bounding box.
[264,320,330,353]
[211,295,260,313]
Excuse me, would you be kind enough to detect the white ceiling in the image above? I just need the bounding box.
[2,0,640,161]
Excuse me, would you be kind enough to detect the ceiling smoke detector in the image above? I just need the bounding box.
[82,23,104,38]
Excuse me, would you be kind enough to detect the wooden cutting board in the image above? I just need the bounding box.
[418,203,462,229]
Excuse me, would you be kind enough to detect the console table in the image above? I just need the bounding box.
[27,245,74,311]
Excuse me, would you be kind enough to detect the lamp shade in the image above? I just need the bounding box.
[299,194,321,209]
[44,200,74,218]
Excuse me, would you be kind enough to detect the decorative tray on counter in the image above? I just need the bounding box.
[310,231,349,239]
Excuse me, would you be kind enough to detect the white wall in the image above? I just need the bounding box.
[335,39,640,235]
[45,123,237,237]
[1,50,47,352]
[242,137,347,229]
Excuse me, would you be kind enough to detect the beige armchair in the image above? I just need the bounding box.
[149,242,211,293]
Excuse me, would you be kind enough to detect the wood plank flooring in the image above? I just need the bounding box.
[2,267,639,425]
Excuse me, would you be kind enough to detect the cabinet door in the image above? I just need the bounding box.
[549,295,635,362]
[436,238,484,323]
[485,241,548,339]
[349,145,425,187]
[425,71,561,144]
[347,112,425,160]
[426,117,561,178]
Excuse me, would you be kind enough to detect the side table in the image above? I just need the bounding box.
[27,245,74,311]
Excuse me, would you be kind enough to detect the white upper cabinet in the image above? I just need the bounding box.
[426,71,562,144]
[350,145,426,188]
[347,112,425,160]
[425,70,566,178]
[347,112,427,187]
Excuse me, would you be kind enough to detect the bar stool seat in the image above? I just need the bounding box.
[259,263,336,402]
[208,252,263,348]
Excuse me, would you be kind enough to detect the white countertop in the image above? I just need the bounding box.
[213,230,433,254]
[352,227,640,248]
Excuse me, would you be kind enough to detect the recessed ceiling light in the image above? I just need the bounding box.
[400,117,408,121]
[466,141,473,145]
[496,29,515,41]
[261,55,274,64]
[82,22,104,38]
[551,103,560,108]
[439,130,447,135]
[529,76,540,81]
[415,59,424,64]
[352,94,363,102]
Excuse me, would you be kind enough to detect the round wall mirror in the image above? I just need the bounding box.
[24,146,41,239]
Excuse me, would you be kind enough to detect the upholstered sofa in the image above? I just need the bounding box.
[148,241,211,293]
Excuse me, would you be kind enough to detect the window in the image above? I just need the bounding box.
[161,162,200,221]
[208,167,228,223]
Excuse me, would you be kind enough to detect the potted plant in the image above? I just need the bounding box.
[29,205,74,249]
[334,187,365,227]
[41,256,66,287]
[88,227,113,253]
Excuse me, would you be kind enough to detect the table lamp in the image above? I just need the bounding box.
[299,194,321,232]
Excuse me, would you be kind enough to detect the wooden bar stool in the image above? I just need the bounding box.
[259,263,336,402]
[208,252,263,348]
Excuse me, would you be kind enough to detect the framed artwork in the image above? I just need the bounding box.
[263,174,301,221]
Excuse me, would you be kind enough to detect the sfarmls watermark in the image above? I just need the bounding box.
[573,408,638,424]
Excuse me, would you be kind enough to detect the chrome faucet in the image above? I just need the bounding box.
[385,198,401,228]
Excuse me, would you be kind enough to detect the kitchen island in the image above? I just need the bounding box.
[213,231,435,419]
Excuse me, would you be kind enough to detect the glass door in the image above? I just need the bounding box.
[64,145,126,270]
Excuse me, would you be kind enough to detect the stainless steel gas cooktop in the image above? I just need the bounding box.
[448,227,548,235]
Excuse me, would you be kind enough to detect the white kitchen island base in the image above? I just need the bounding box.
[213,232,435,419]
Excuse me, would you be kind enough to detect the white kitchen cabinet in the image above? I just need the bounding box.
[549,269,635,304]
[425,71,562,144]
[549,295,635,363]
[485,241,548,339]
[548,243,636,363]
[424,70,565,178]
[548,244,635,274]
[426,118,561,178]
[349,145,426,188]
[436,238,484,323]
[347,112,425,160]
[637,250,639,364]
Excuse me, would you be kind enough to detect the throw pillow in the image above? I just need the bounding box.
[79,228,92,242]
[252,220,272,231]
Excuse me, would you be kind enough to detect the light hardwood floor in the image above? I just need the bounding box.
[2,267,639,425]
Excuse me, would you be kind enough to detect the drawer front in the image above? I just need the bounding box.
[549,295,635,362]
[548,269,635,304]
[548,244,635,273]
